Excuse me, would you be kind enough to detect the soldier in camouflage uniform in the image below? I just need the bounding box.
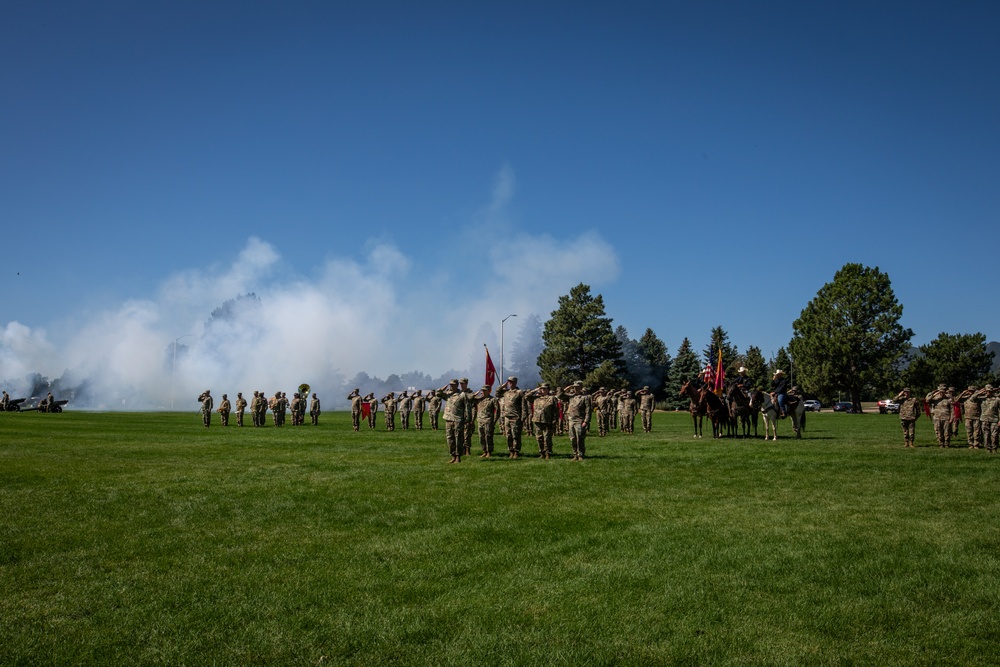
[199,390,213,428]
[926,384,954,448]
[496,376,527,458]
[974,385,999,452]
[365,393,378,429]
[893,387,921,448]
[218,393,231,427]
[459,379,475,455]
[397,391,412,430]
[528,383,559,459]
[348,388,363,431]
[436,379,470,463]
[473,385,500,457]
[426,390,441,430]
[380,392,396,431]
[637,386,655,433]
[310,393,321,425]
[956,386,982,448]
[256,390,269,427]
[291,393,304,426]
[235,392,247,427]
[411,390,425,430]
[561,381,592,461]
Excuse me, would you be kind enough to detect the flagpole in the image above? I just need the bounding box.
[501,313,517,383]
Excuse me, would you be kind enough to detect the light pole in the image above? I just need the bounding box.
[500,314,517,382]
[171,334,192,410]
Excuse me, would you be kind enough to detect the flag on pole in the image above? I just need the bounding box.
[484,345,497,387]
[713,349,725,396]
[362,402,371,419]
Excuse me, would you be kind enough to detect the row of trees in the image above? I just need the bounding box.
[535,266,997,412]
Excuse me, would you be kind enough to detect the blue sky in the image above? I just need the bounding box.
[2,1,998,404]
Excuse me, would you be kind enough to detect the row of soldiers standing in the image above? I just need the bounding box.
[197,390,321,428]
[895,383,1000,450]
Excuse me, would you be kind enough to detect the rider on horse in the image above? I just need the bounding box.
[771,369,789,418]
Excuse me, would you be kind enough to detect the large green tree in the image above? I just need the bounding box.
[743,345,768,391]
[665,337,702,410]
[903,332,994,394]
[637,328,672,399]
[703,326,739,377]
[789,263,913,413]
[537,284,625,388]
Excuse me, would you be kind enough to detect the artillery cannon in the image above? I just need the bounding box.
[21,398,69,413]
[3,398,27,412]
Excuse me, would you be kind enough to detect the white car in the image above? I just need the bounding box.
[878,399,900,414]
[803,400,822,412]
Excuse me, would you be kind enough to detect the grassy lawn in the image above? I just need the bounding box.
[2,409,999,665]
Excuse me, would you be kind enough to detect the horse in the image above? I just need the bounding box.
[726,383,755,438]
[679,380,705,438]
[697,385,731,438]
[750,390,807,440]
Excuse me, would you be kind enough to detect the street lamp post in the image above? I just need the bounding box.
[500,314,517,382]
[171,334,192,410]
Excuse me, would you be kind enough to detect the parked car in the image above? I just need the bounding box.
[877,399,900,414]
[803,399,822,412]
[833,401,855,413]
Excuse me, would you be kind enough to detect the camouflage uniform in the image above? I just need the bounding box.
[926,385,954,448]
[381,393,396,431]
[561,383,592,460]
[622,392,638,434]
[496,377,526,458]
[235,393,247,427]
[474,386,500,457]
[218,394,231,427]
[411,391,425,430]
[957,387,982,448]
[289,393,302,426]
[365,394,378,429]
[529,384,559,458]
[437,381,470,463]
[427,393,441,430]
[255,390,268,427]
[310,394,321,425]
[975,386,999,452]
[637,387,655,433]
[199,391,213,428]
[397,392,411,430]
[895,388,921,448]
[348,389,363,431]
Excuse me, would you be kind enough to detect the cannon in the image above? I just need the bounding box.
[3,397,27,412]
[21,398,69,413]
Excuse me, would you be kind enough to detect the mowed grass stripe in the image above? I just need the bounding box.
[2,410,999,665]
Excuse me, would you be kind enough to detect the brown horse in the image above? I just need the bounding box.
[679,380,705,438]
[697,384,730,438]
[726,383,755,438]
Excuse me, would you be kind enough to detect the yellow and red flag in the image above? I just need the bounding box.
[713,349,725,396]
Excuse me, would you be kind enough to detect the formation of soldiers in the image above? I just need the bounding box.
[346,376,659,463]
[900,383,1000,451]
[197,389,321,428]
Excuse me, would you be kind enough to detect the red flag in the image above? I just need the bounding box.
[362,402,371,419]
[484,345,497,387]
[713,349,725,396]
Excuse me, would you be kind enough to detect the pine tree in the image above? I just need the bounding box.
[636,328,671,399]
[703,325,739,377]
[743,345,768,392]
[537,284,625,388]
[665,337,701,410]
[789,263,913,411]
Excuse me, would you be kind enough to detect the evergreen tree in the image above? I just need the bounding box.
[636,328,671,399]
[789,263,913,412]
[616,325,644,389]
[537,284,625,388]
[665,337,702,410]
[703,325,739,375]
[903,332,994,394]
[769,347,792,383]
[507,314,543,388]
[743,345,768,392]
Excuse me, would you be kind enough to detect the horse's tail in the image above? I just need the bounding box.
[801,410,806,432]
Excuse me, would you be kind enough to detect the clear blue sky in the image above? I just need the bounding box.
[2,1,998,403]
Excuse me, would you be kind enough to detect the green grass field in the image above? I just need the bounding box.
[2,409,999,665]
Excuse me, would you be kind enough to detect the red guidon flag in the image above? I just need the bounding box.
[484,345,497,388]
[361,402,371,419]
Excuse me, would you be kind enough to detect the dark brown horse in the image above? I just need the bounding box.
[726,383,755,438]
[696,384,730,438]
[679,380,705,438]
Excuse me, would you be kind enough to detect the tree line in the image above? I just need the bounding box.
[536,265,997,412]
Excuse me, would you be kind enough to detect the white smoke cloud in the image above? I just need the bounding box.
[0,168,620,409]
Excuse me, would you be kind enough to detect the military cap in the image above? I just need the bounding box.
[482,385,492,391]
[222,394,228,398]
[449,379,459,385]
[539,382,550,389]
[573,380,584,386]
[642,385,649,391]
[901,387,911,393]
[986,384,994,391]
[938,383,947,390]
[507,376,517,382]
[459,377,469,383]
